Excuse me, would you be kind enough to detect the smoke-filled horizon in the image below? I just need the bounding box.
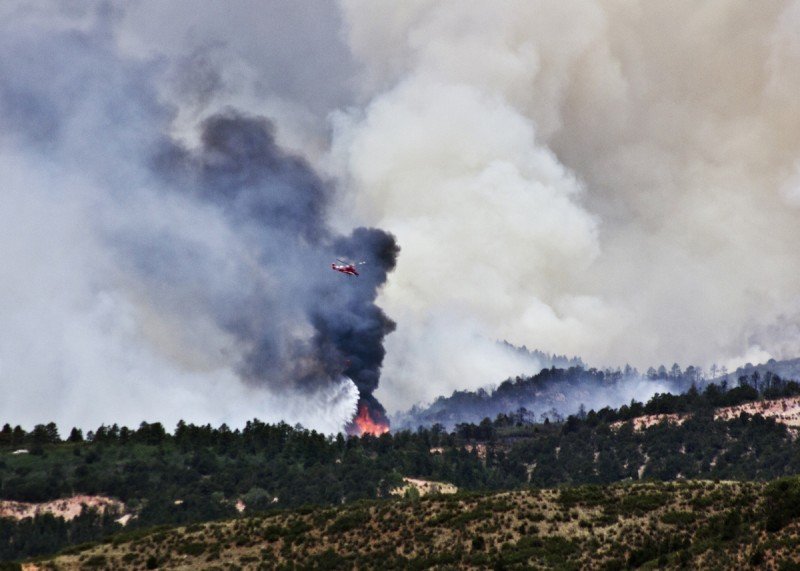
[1,1,799,428]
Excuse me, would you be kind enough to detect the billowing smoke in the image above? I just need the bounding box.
[0,4,395,432]
[4,1,800,428]
[152,112,399,417]
[332,0,800,411]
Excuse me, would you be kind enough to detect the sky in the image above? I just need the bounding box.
[1,1,800,430]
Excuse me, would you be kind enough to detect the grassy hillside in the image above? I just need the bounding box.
[26,478,800,570]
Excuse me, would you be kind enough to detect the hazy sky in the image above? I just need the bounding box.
[1,1,800,429]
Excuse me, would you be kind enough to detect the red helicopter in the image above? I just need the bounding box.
[331,258,365,277]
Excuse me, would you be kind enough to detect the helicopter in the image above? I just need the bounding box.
[331,258,365,277]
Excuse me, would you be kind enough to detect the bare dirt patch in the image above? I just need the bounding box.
[0,495,124,521]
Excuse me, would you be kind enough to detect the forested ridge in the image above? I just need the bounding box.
[3,371,800,562]
[393,360,794,429]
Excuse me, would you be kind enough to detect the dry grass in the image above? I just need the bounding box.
[27,480,800,570]
[390,477,458,497]
[0,495,125,522]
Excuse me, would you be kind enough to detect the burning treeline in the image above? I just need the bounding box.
[154,113,399,434]
[346,397,391,436]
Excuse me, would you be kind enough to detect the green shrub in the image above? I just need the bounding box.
[83,554,107,568]
[616,492,669,515]
[765,476,800,532]
[178,541,206,556]
[471,535,486,551]
[262,524,286,541]
[661,511,695,525]
[327,509,370,534]
[558,485,606,507]
[308,549,348,569]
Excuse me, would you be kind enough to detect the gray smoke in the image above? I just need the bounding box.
[0,4,395,432]
[152,112,399,408]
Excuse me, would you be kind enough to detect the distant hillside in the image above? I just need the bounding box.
[393,365,690,430]
[32,478,800,570]
[393,356,800,431]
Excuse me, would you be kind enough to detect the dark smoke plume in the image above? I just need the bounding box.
[154,111,399,420]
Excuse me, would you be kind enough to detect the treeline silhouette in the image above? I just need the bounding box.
[394,363,707,430]
[394,360,800,430]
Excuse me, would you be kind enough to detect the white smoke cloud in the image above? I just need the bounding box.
[334,0,800,411]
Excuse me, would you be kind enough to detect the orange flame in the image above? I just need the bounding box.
[349,403,390,436]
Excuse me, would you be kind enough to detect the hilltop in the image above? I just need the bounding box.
[24,478,800,570]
